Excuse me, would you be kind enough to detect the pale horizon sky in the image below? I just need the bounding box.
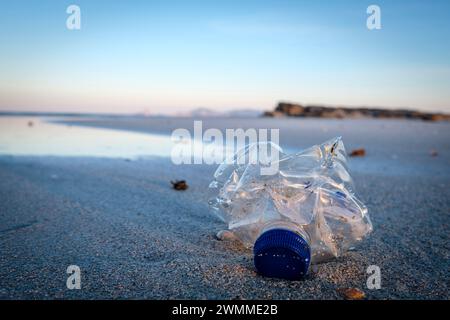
[1,0,449,115]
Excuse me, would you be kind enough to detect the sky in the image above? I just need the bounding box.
[0,0,449,115]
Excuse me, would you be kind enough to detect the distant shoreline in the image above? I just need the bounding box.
[264,102,450,121]
[1,104,449,121]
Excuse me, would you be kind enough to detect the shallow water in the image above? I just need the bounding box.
[0,117,176,159]
[1,116,449,177]
[0,116,241,164]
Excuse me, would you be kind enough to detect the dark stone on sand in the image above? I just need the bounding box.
[349,148,366,157]
[171,180,188,190]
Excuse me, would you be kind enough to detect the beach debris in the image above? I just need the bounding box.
[215,230,236,241]
[430,149,438,157]
[171,180,188,190]
[337,287,366,300]
[349,148,366,157]
[209,137,372,280]
[27,121,34,127]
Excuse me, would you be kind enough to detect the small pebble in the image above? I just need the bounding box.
[349,149,366,157]
[337,287,366,300]
[171,180,188,190]
[215,230,236,241]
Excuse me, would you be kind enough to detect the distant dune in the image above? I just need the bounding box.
[264,102,450,121]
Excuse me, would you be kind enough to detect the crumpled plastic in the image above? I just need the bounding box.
[209,137,372,263]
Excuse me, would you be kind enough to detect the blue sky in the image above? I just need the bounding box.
[0,0,449,114]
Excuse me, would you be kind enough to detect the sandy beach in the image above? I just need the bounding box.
[0,116,449,299]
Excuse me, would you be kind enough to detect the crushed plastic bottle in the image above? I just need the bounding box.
[208,137,372,280]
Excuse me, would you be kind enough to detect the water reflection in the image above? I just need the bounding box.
[0,117,176,159]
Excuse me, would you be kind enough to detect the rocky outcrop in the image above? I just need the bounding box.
[264,102,450,121]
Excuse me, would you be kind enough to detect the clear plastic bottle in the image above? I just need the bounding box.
[209,137,372,280]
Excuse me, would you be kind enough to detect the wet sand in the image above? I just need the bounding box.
[0,116,449,299]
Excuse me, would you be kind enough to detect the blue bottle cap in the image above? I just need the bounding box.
[253,228,311,280]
